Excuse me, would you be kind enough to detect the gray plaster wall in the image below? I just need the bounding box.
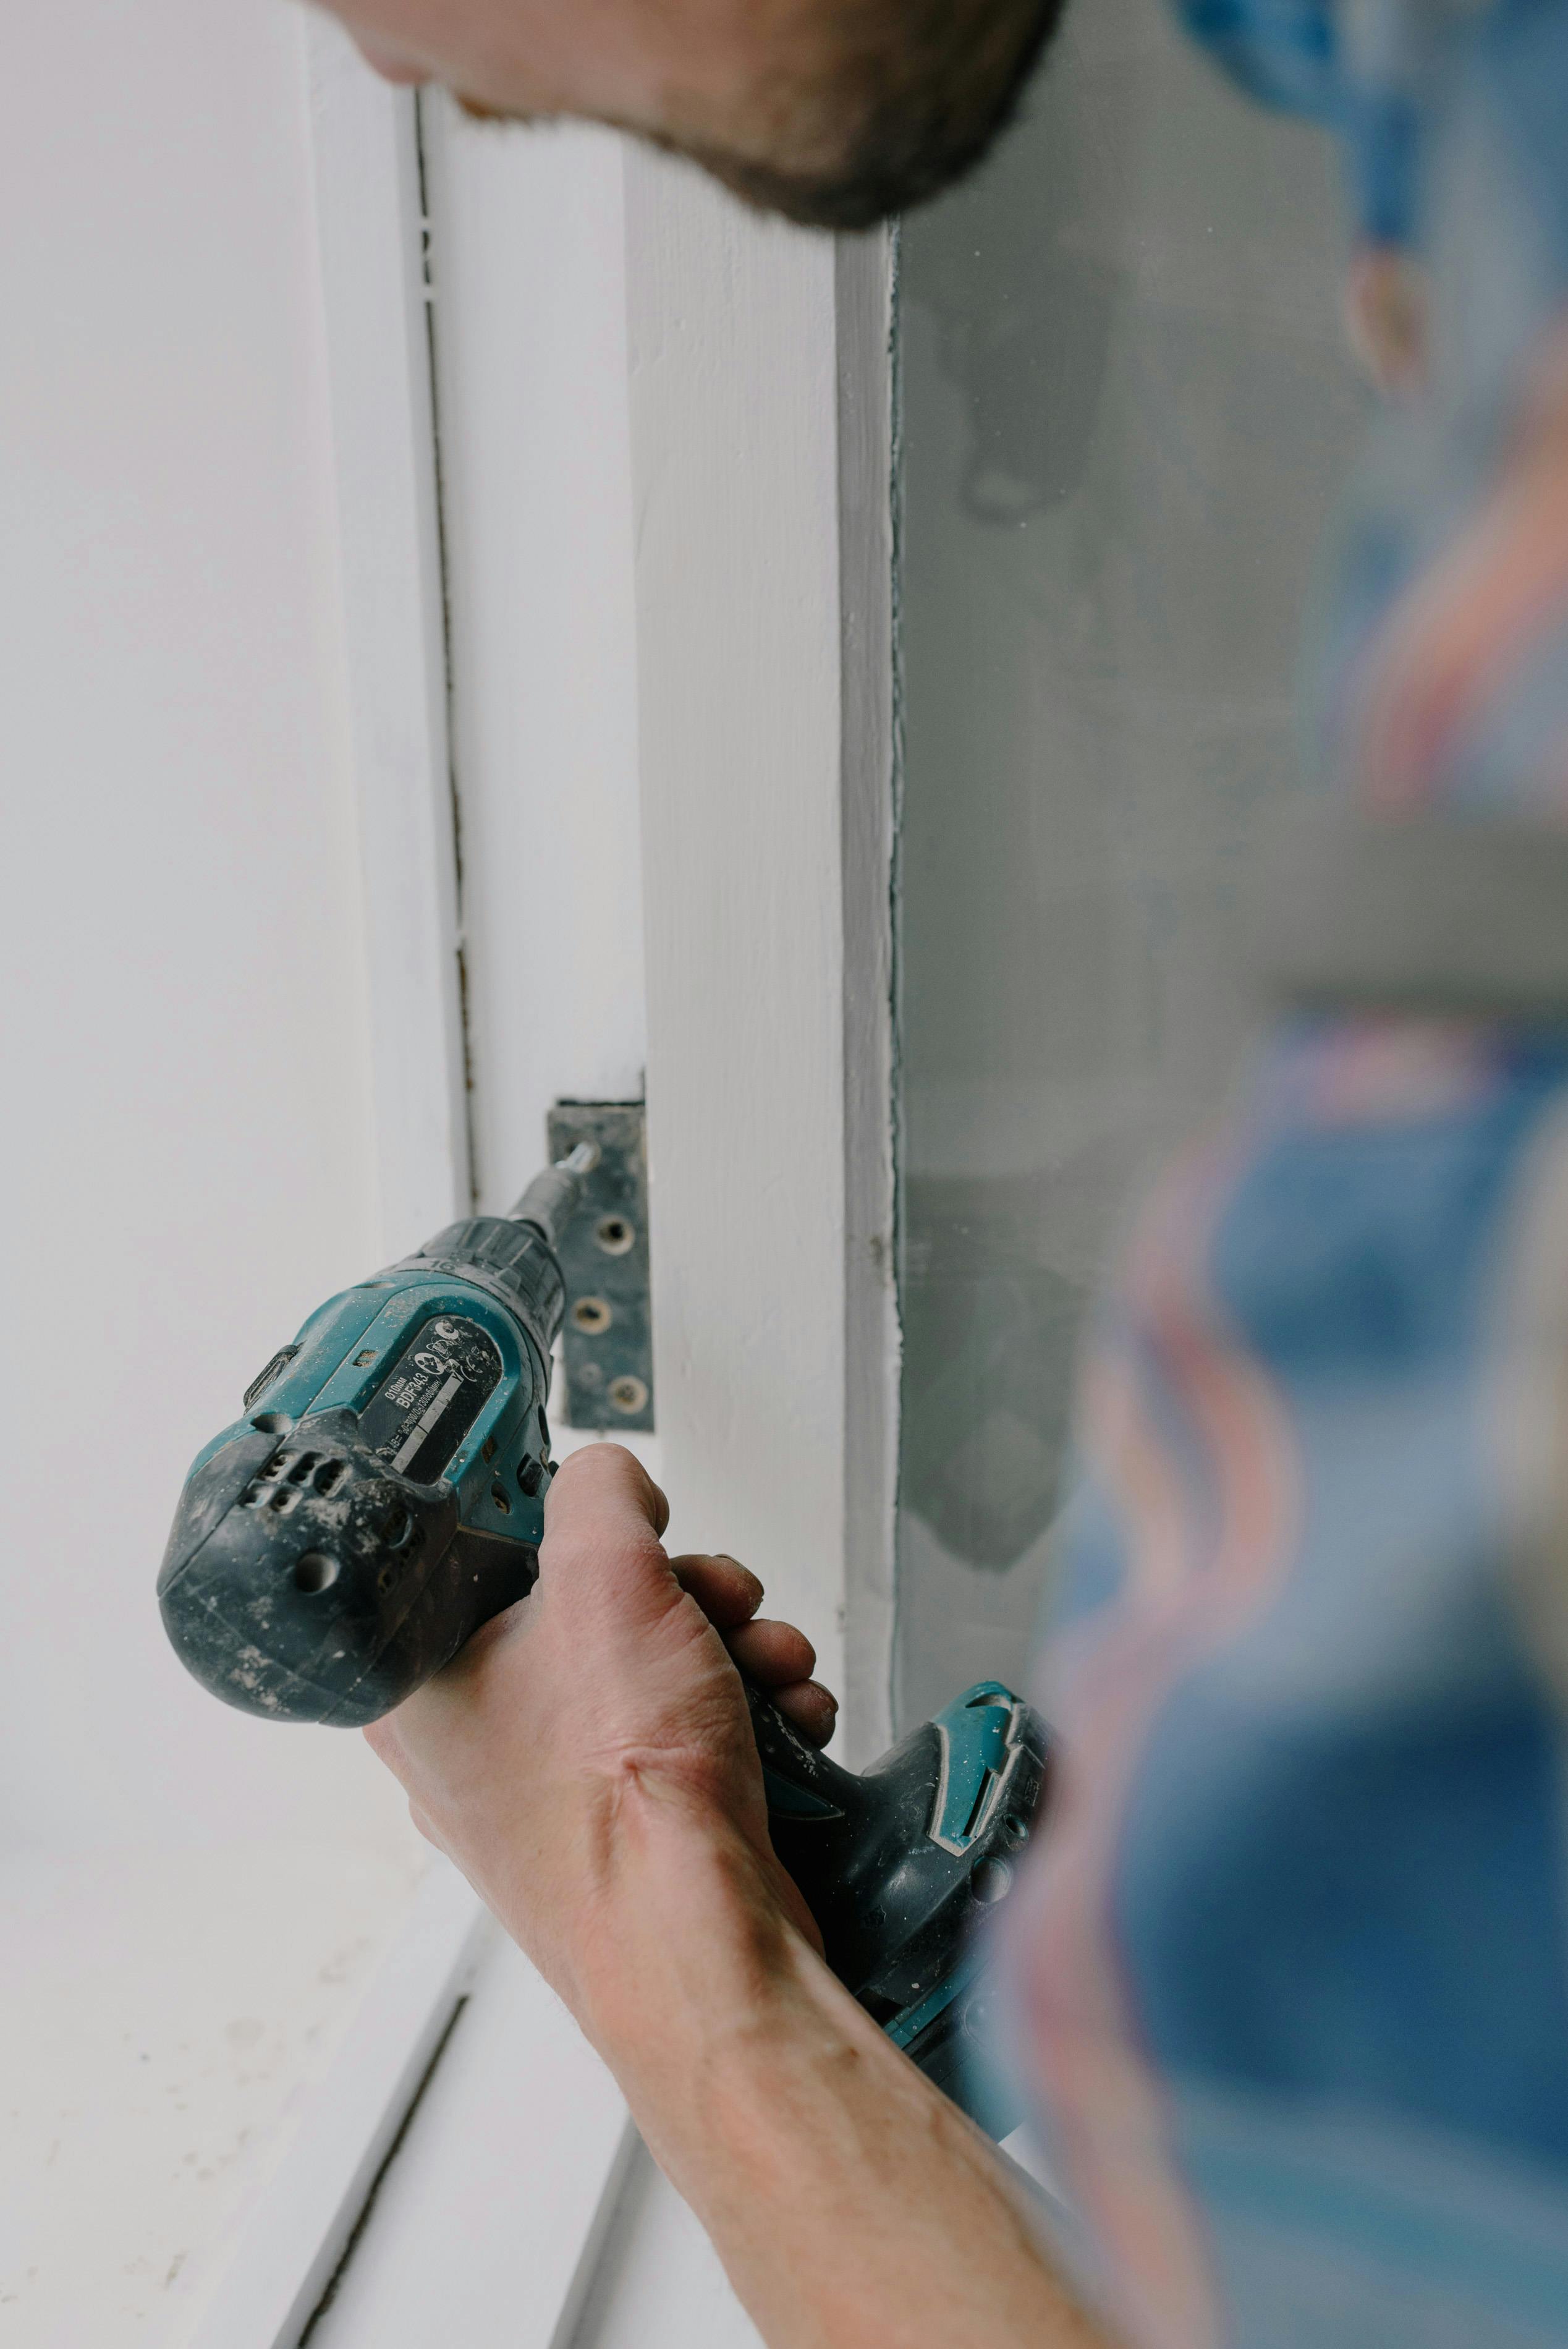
[894,0,1367,1725]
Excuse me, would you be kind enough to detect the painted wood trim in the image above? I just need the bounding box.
[624,156,899,1745]
[546,2117,645,2349]
[410,107,647,1217]
[553,2131,764,2348]
[301,22,471,1257]
[160,1864,492,2349]
[836,229,901,1766]
[285,1943,637,2349]
[624,155,849,1683]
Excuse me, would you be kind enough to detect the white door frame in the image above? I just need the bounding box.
[624,147,898,1758]
[300,19,472,1262]
[163,47,898,2344]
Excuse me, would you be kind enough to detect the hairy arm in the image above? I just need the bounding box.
[366,1444,1105,2349]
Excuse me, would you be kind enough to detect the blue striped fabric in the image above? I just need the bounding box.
[994,5,1568,2342]
[1003,1024,1568,2347]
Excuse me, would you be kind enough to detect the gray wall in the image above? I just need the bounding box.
[894,0,1367,1723]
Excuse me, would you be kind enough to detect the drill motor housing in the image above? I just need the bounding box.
[160,1211,565,1726]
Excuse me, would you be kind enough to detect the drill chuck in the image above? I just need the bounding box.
[508,1141,597,1249]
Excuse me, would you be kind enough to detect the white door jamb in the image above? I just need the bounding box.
[302,20,472,1258]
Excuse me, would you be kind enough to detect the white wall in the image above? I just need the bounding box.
[1,6,424,2337]
[0,0,417,1864]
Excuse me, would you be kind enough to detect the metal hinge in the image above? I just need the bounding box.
[546,1100,654,1432]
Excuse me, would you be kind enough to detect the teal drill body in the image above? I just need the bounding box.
[182,1268,551,1590]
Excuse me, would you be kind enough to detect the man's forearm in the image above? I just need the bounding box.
[566,1799,1106,2349]
[367,1454,1104,2348]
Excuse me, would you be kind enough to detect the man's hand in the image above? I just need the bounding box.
[364,1443,1104,2349]
[364,1443,834,2019]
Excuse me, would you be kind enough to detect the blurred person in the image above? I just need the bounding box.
[343,0,1568,2342]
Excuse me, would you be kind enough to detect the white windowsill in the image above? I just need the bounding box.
[1,1835,428,2347]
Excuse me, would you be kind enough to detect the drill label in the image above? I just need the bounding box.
[358,1315,502,1485]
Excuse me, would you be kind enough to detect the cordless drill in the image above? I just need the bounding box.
[158,1153,1046,2126]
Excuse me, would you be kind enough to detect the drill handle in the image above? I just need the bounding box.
[743,1678,871,1828]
